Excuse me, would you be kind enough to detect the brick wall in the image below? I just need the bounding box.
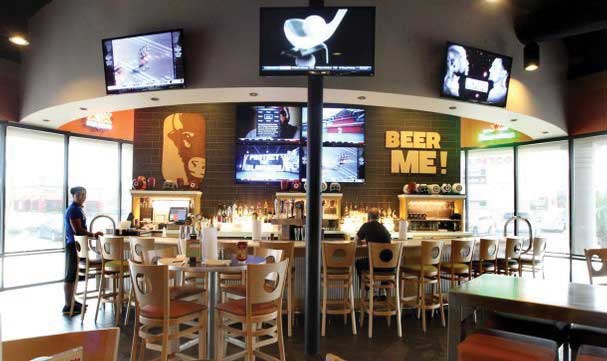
[134,104,461,216]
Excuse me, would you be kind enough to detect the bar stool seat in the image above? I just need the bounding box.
[222,284,246,298]
[458,329,558,361]
[472,260,497,271]
[216,298,277,316]
[577,345,607,361]
[140,300,207,319]
[80,257,102,267]
[401,264,439,276]
[440,262,469,273]
[104,260,129,272]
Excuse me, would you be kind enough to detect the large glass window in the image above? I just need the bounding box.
[517,141,569,254]
[467,148,515,237]
[68,137,119,233]
[121,143,133,222]
[4,128,65,253]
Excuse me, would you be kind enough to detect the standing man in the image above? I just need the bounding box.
[354,208,392,279]
[63,186,103,315]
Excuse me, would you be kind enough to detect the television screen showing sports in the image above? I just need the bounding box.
[236,106,302,142]
[102,30,185,94]
[440,42,512,107]
[259,7,375,76]
[302,107,365,144]
[302,146,365,183]
[235,144,300,183]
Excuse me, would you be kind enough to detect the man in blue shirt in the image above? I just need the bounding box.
[63,186,103,315]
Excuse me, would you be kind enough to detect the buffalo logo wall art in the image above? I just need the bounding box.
[162,113,206,188]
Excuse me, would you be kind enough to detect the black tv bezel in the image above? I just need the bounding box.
[102,28,186,95]
[439,41,513,108]
[259,6,376,77]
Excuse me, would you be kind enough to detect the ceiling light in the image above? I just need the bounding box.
[510,118,517,122]
[249,92,258,97]
[524,42,540,71]
[42,119,50,122]
[542,131,549,134]
[150,97,159,101]
[8,34,29,46]
[357,96,366,100]
[79,107,88,111]
[449,106,457,110]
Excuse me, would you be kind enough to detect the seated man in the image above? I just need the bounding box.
[354,207,392,279]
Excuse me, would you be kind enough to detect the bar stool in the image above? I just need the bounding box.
[124,237,155,325]
[472,238,499,276]
[219,242,246,302]
[360,242,403,338]
[440,239,475,288]
[215,260,289,361]
[584,248,607,285]
[321,241,357,336]
[458,328,558,361]
[70,235,102,321]
[223,247,285,300]
[95,236,129,326]
[497,237,523,276]
[129,261,207,361]
[520,237,547,279]
[401,240,445,332]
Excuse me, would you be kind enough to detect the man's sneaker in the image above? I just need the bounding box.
[62,303,82,315]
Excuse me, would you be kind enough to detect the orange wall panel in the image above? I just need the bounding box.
[58,109,134,141]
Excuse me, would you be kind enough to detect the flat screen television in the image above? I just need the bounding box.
[260,7,375,76]
[235,144,301,183]
[301,146,365,183]
[236,106,302,142]
[168,207,188,223]
[102,29,185,94]
[440,42,512,107]
[302,107,365,145]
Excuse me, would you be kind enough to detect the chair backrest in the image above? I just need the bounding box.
[584,248,607,284]
[100,236,124,262]
[322,241,356,269]
[2,327,120,361]
[258,241,295,265]
[129,237,155,264]
[143,247,178,265]
[450,239,474,264]
[504,237,523,259]
[368,242,403,271]
[74,235,91,259]
[479,238,499,261]
[129,261,169,318]
[420,240,443,266]
[532,237,547,258]
[254,247,284,264]
[246,259,289,308]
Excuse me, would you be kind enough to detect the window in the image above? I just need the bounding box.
[68,137,119,233]
[467,148,514,237]
[517,141,569,254]
[4,128,65,253]
[121,143,133,222]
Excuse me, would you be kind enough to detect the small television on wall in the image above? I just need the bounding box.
[235,144,301,183]
[440,42,512,107]
[301,146,365,183]
[236,105,302,142]
[102,29,185,94]
[302,107,365,145]
[259,7,375,76]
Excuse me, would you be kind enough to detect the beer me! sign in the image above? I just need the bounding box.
[385,131,448,174]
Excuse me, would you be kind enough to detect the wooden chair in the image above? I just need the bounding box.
[125,237,156,325]
[129,261,207,361]
[321,241,357,336]
[520,237,547,279]
[223,247,284,300]
[498,237,523,276]
[179,238,208,289]
[144,247,178,265]
[2,327,120,361]
[215,259,289,361]
[70,235,102,321]
[401,240,445,332]
[584,248,607,285]
[472,238,499,276]
[440,239,475,288]
[95,236,129,326]
[259,240,296,337]
[219,242,247,303]
[360,242,403,338]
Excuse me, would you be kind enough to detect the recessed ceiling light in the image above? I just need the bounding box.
[542,131,549,134]
[79,107,88,111]
[332,52,342,56]
[249,92,258,97]
[357,96,366,100]
[510,118,518,122]
[449,106,457,110]
[8,34,29,46]
[150,97,159,101]
[42,119,50,122]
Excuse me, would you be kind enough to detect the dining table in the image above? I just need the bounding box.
[447,274,607,361]
[159,254,266,360]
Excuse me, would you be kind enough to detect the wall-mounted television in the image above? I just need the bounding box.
[236,106,302,142]
[235,144,301,183]
[302,107,365,145]
[301,146,365,183]
[102,29,185,94]
[440,42,512,107]
[260,7,375,76]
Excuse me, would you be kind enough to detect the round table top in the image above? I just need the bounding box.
[160,255,266,273]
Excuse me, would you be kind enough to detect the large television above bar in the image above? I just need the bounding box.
[301,146,365,183]
[236,105,302,143]
[259,7,375,76]
[235,144,301,183]
[102,29,185,94]
[302,107,365,145]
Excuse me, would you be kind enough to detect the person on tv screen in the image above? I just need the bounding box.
[443,44,469,97]
[487,57,509,105]
[278,108,298,139]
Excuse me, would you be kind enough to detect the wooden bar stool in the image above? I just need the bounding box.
[440,239,475,288]
[472,238,499,276]
[95,236,129,326]
[219,242,247,303]
[321,241,357,336]
[360,242,403,338]
[129,261,207,361]
[520,237,547,279]
[584,248,607,285]
[215,259,289,361]
[70,235,103,321]
[125,237,155,325]
[498,237,523,276]
[179,238,208,290]
[458,328,558,361]
[401,240,445,332]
